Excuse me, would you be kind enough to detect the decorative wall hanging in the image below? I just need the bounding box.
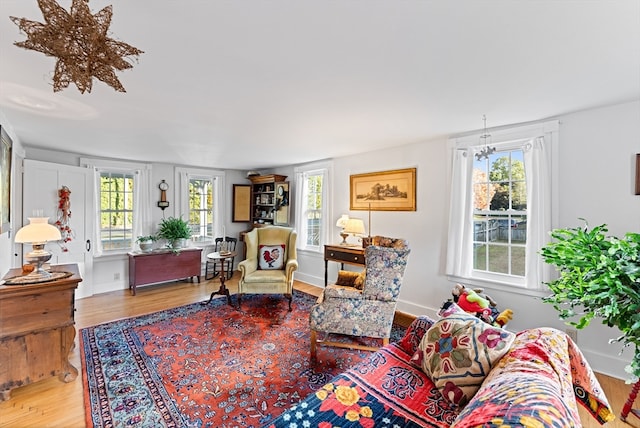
[10,0,143,93]
[158,180,170,210]
[350,168,417,211]
[55,185,74,251]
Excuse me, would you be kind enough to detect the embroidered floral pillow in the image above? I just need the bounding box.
[258,244,285,270]
[412,304,515,407]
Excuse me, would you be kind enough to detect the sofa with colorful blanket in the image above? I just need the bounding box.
[265,307,615,427]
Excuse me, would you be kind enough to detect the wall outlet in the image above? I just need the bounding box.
[114,273,120,281]
[566,328,578,343]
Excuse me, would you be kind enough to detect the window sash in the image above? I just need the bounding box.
[295,163,331,252]
[188,177,214,241]
[99,172,135,251]
[446,120,557,290]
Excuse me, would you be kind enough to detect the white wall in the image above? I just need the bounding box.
[299,100,639,380]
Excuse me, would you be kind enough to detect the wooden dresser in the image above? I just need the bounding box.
[0,264,82,401]
[128,248,202,295]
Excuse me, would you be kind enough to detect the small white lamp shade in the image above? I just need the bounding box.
[344,218,365,235]
[335,215,349,228]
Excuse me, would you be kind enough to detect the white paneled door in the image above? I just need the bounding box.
[22,159,94,298]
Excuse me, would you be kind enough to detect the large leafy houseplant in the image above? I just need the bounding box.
[157,216,191,249]
[540,221,640,380]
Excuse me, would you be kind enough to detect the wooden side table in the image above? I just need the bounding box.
[324,244,365,286]
[0,264,82,401]
[202,251,237,306]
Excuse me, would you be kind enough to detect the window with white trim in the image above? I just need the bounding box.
[295,163,331,252]
[81,157,153,257]
[446,121,558,289]
[99,171,134,251]
[188,176,214,243]
[472,147,527,277]
[176,167,224,244]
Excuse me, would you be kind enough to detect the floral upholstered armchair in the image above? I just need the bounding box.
[309,237,410,357]
[238,226,298,310]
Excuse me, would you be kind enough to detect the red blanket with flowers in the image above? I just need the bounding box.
[265,342,458,428]
[265,317,614,428]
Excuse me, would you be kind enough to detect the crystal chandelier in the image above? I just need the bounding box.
[475,115,496,161]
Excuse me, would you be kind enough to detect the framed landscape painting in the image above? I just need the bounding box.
[350,167,416,211]
[0,125,12,234]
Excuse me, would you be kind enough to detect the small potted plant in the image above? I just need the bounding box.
[157,216,192,250]
[136,235,157,252]
[540,220,640,380]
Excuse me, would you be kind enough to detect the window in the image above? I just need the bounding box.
[472,148,527,277]
[446,121,558,290]
[176,167,224,244]
[188,177,213,242]
[99,171,134,250]
[295,162,331,252]
[81,157,153,257]
[304,173,323,246]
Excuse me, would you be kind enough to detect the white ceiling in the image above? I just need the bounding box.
[1,1,639,171]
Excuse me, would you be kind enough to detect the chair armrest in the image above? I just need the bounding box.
[238,258,258,276]
[323,285,364,300]
[285,259,298,276]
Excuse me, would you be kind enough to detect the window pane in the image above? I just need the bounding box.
[472,148,526,277]
[100,172,134,251]
[304,173,323,247]
[189,178,213,241]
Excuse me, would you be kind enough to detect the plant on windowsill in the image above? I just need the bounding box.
[136,235,157,252]
[540,220,640,381]
[157,216,191,252]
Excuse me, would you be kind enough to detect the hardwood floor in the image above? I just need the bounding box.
[0,274,636,427]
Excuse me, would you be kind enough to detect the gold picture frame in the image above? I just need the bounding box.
[636,153,640,196]
[350,168,416,211]
[232,184,251,222]
[0,125,12,234]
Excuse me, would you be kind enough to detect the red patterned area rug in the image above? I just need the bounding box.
[80,290,405,428]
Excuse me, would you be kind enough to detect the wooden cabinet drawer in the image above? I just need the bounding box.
[0,289,74,337]
[324,248,365,265]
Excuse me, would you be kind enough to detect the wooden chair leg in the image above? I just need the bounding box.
[621,379,640,421]
[310,330,317,358]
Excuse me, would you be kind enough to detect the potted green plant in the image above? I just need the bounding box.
[157,216,191,250]
[136,235,157,252]
[540,220,640,380]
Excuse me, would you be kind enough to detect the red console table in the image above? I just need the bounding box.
[128,248,202,295]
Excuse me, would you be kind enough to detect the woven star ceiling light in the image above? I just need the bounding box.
[10,0,143,93]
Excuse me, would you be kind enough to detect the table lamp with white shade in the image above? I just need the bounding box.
[344,218,365,246]
[14,217,62,280]
[336,214,350,245]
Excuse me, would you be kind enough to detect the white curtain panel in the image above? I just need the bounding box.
[445,148,474,278]
[523,136,552,289]
[132,166,153,246]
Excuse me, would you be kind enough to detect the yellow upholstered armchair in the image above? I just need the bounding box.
[238,226,298,310]
[309,237,410,357]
